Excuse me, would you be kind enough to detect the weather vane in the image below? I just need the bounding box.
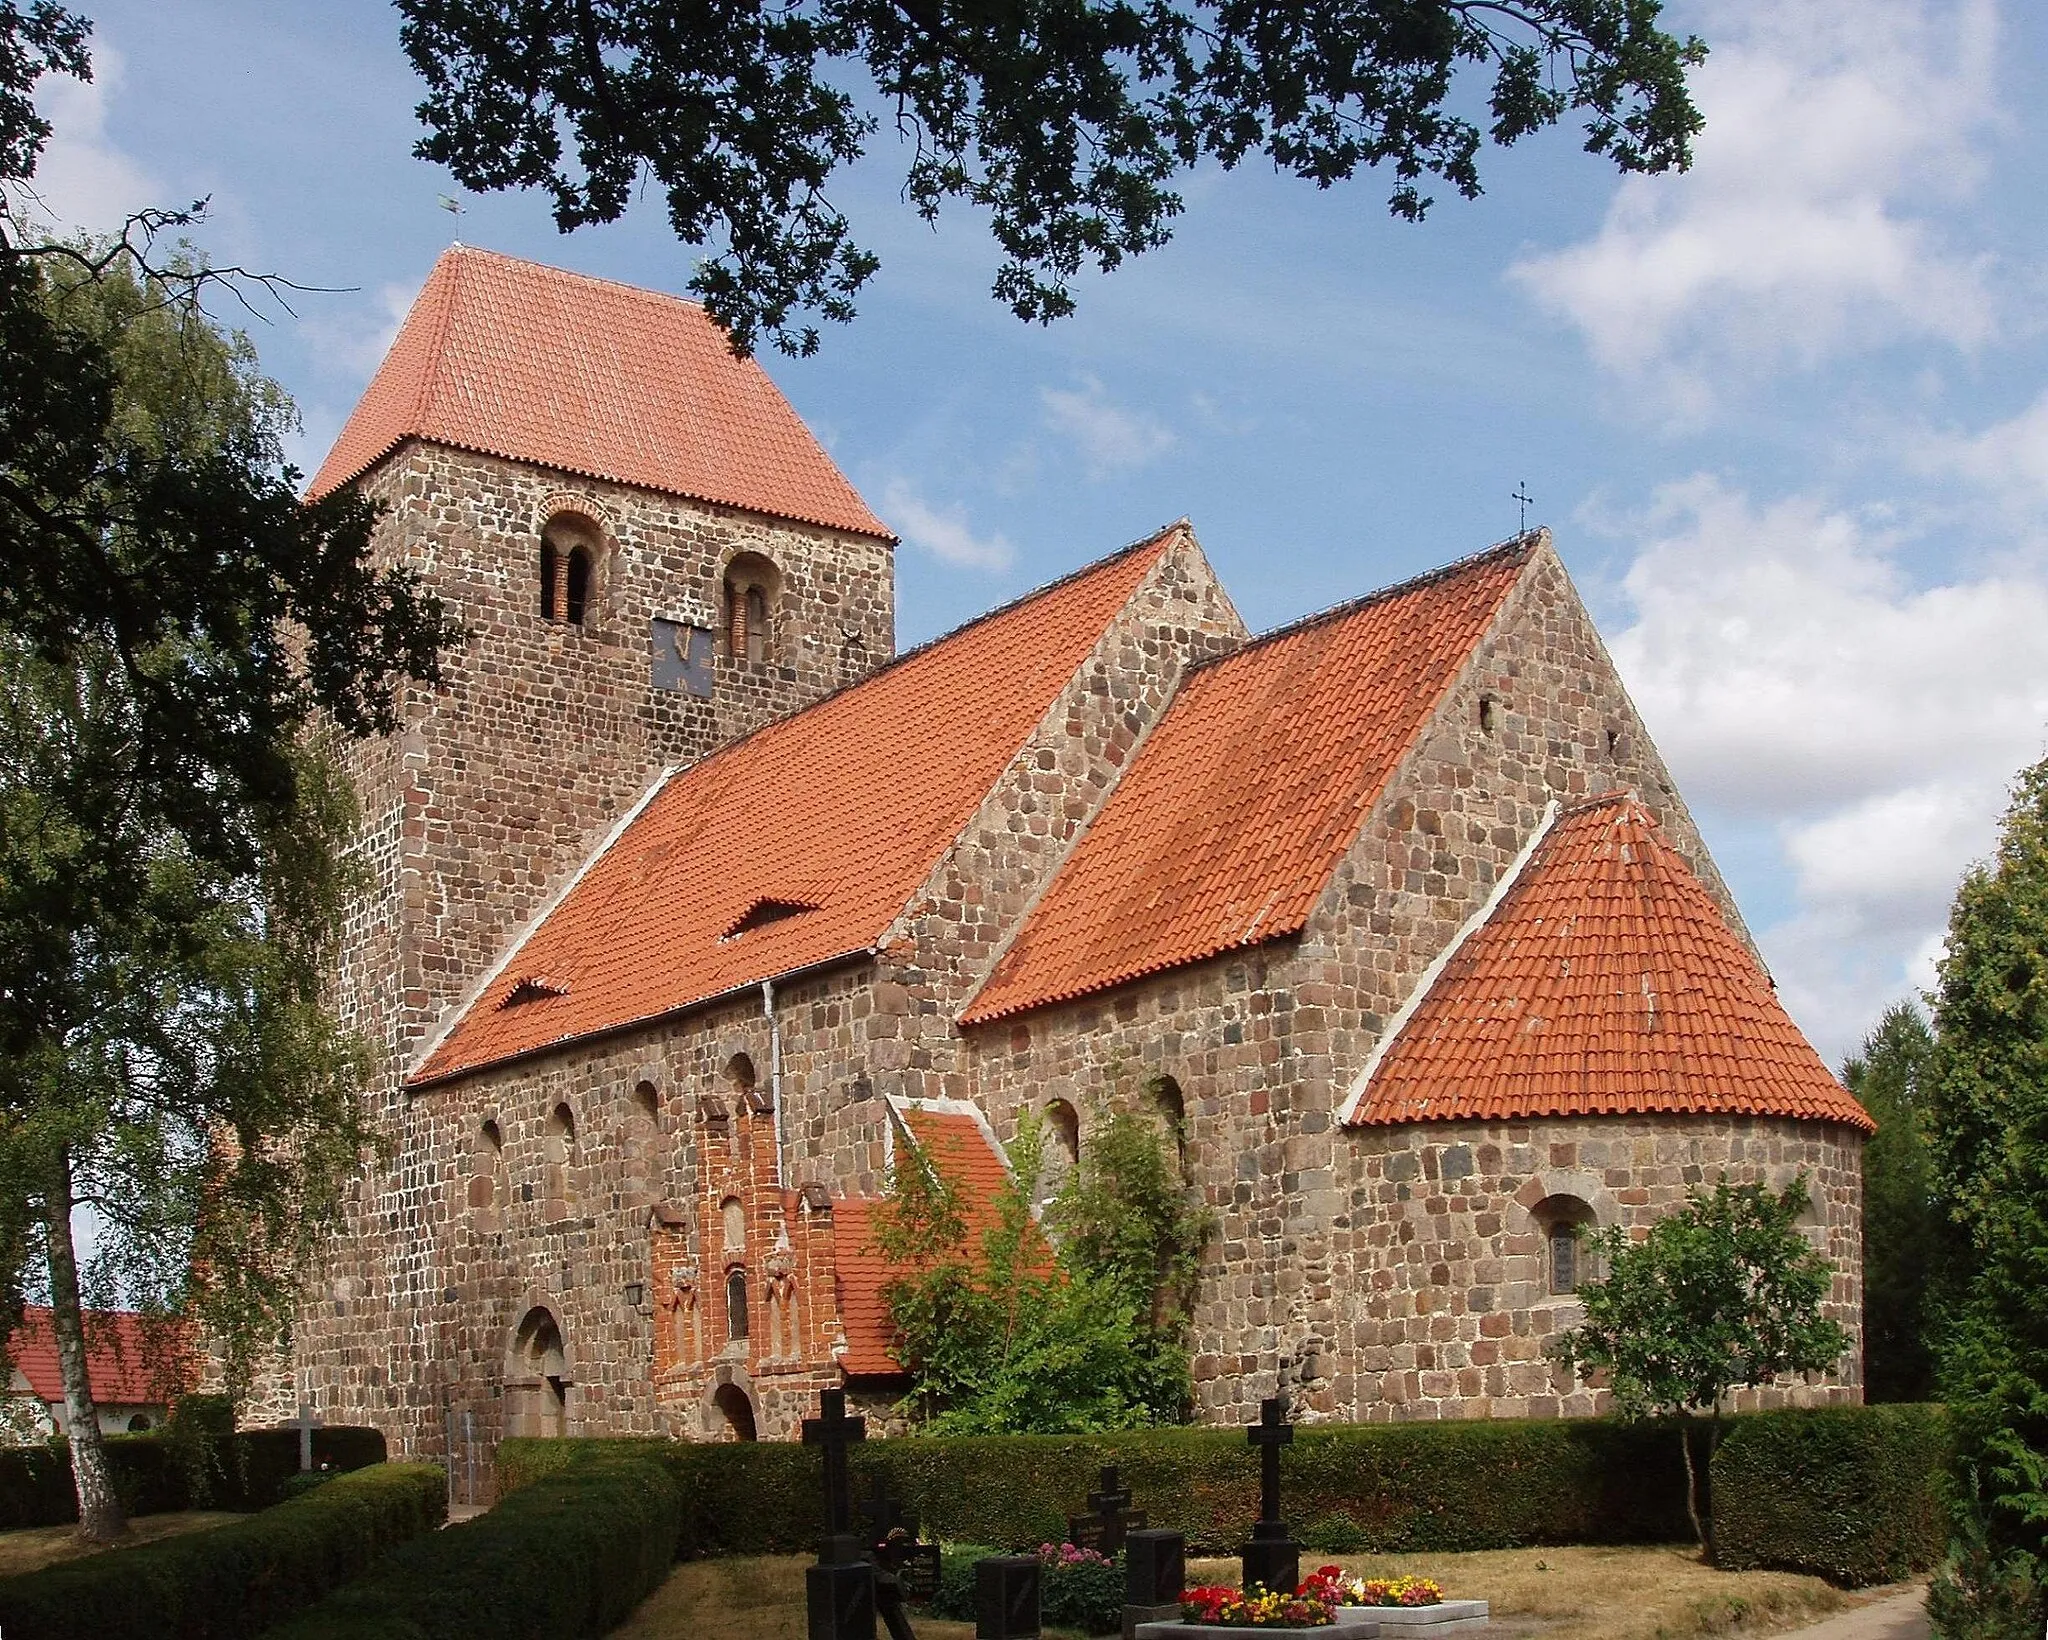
[1512,481,1534,533]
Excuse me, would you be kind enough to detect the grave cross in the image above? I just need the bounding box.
[862,1472,917,1545]
[1079,1465,1145,1554]
[1249,1395,1293,1524]
[803,1387,867,1538]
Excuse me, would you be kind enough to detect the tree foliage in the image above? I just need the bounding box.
[1551,1177,1848,1544]
[0,5,462,1537]
[395,0,1706,355]
[875,1106,1208,1433]
[1924,757,2048,1633]
[1843,1001,1942,1404]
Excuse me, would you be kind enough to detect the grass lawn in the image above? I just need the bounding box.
[0,1511,244,1578]
[612,1543,1904,1640]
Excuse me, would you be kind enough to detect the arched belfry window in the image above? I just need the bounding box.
[565,546,592,625]
[722,552,781,665]
[539,516,601,627]
[539,540,559,621]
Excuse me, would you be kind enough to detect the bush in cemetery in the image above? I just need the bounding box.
[0,1461,444,1640]
[1550,1176,1849,1549]
[1924,755,2048,1640]
[1034,1542,1126,1634]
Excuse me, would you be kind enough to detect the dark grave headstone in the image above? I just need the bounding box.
[976,1554,1041,1640]
[1067,1464,1147,1555]
[1240,1395,1301,1598]
[862,1472,939,1640]
[804,1389,876,1640]
[1122,1527,1186,1640]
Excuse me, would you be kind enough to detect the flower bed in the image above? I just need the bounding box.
[1303,1568,1444,1608]
[1181,1583,1336,1628]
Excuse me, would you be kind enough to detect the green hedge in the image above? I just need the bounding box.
[497,1417,1698,1557]
[0,1462,445,1640]
[1711,1403,1951,1586]
[262,1452,681,1640]
[0,1426,388,1530]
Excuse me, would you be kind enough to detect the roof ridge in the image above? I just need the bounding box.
[1186,531,1543,676]
[445,242,718,316]
[412,246,468,437]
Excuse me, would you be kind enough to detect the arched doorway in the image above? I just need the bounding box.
[506,1306,570,1438]
[712,1382,757,1442]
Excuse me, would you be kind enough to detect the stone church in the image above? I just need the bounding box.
[293,245,1871,1459]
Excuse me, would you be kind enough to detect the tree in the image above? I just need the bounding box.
[1924,757,2048,1633]
[1843,1001,1942,1403]
[875,1109,1205,1432]
[394,0,1706,355]
[0,9,461,1540]
[1551,1178,1849,1549]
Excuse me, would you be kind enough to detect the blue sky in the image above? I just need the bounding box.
[26,0,2048,1064]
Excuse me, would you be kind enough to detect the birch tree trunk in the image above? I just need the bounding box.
[42,1150,127,1542]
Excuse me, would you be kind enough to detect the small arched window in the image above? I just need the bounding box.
[722,553,781,664]
[744,586,767,662]
[1150,1076,1187,1172]
[543,1103,577,1215]
[565,546,592,626]
[1534,1194,1597,1295]
[127,1413,152,1433]
[725,1268,749,1341]
[724,1052,758,1112]
[1045,1099,1080,1176]
[469,1118,505,1211]
[539,540,558,621]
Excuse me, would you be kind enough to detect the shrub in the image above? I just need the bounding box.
[1037,1547,1124,1634]
[0,1461,444,1640]
[1711,1404,1951,1585]
[929,1544,999,1621]
[498,1415,1696,1557]
[1930,1512,2045,1640]
[0,1425,386,1529]
[264,1451,680,1640]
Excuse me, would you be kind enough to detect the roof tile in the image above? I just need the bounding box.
[1348,794,1872,1130]
[963,540,1534,1024]
[307,246,892,539]
[7,1307,195,1406]
[412,534,1174,1084]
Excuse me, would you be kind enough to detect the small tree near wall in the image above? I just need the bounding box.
[1551,1177,1849,1550]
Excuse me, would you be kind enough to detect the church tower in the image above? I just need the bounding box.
[293,251,894,1447]
[307,247,896,1096]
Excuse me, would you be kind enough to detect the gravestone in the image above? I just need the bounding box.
[1122,1527,1186,1640]
[862,1472,939,1640]
[1068,1464,1147,1554]
[804,1389,876,1640]
[1240,1396,1300,1597]
[977,1554,1041,1640]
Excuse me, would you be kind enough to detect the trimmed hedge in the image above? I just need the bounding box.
[1711,1403,1950,1586]
[0,1426,388,1530]
[0,1461,445,1640]
[262,1451,681,1640]
[497,1417,1699,1557]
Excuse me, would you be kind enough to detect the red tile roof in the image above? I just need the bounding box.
[306,246,892,540]
[832,1104,1027,1377]
[411,533,1176,1085]
[1346,794,1873,1130]
[963,540,1534,1025]
[6,1308,194,1407]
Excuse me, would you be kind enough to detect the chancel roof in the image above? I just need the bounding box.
[1344,794,1873,1131]
[962,539,1535,1025]
[409,533,1175,1086]
[307,246,892,540]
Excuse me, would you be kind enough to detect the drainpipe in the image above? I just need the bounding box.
[763,979,784,1186]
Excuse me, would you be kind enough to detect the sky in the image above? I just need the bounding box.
[22,0,2048,1067]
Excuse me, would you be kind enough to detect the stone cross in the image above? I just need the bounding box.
[296,1397,322,1473]
[803,1387,867,1539]
[1073,1464,1145,1555]
[1249,1396,1292,1524]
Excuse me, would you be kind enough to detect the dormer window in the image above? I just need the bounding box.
[499,975,568,1009]
[722,898,817,939]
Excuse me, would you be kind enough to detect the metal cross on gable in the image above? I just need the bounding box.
[1512,480,1535,533]
[803,1387,867,1537]
[1248,1395,1293,1524]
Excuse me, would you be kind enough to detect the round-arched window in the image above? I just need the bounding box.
[725,1268,749,1341]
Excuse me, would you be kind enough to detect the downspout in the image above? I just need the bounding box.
[763,979,784,1186]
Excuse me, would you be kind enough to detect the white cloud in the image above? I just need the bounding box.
[1513,0,1999,406]
[1040,376,1174,475]
[1606,476,2048,1058]
[1926,387,2048,504]
[299,278,424,382]
[879,480,1014,572]
[22,45,162,233]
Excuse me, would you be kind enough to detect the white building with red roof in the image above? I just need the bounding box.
[3,1308,193,1441]
[292,251,1868,1455]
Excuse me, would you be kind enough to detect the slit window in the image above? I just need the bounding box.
[539,541,558,621]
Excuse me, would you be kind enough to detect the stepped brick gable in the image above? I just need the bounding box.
[291,254,1868,1467]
